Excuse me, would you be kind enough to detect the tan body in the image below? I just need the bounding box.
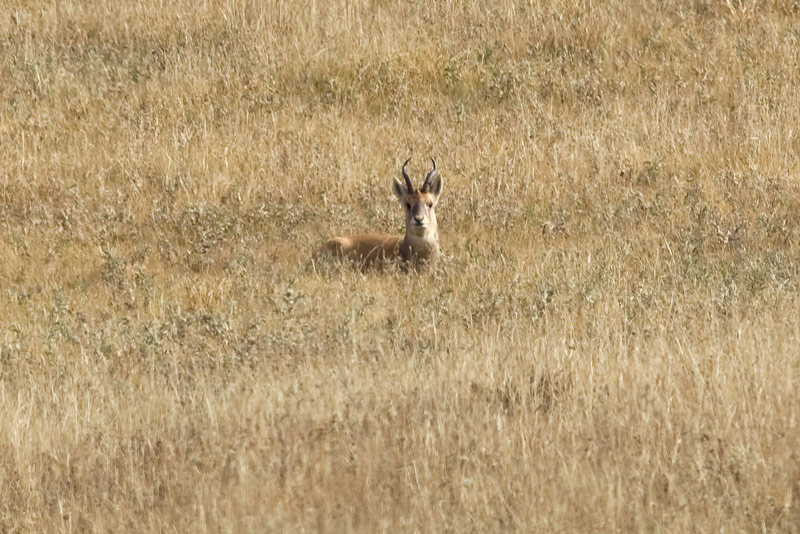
[318,232,439,270]
[315,158,443,272]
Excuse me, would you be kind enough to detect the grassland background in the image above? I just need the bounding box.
[2,0,800,531]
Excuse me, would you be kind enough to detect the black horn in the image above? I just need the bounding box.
[421,158,438,192]
[401,157,414,192]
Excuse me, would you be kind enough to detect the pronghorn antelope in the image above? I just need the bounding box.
[315,157,443,271]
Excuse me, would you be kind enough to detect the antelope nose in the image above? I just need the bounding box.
[414,215,424,223]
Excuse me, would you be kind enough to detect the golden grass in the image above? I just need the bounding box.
[2,0,800,531]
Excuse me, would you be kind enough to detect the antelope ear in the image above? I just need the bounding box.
[392,177,406,200]
[428,173,443,198]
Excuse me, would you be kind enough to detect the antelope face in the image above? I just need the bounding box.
[392,158,443,239]
[402,190,438,236]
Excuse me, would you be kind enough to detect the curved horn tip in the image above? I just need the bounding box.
[421,158,440,193]
[401,157,414,191]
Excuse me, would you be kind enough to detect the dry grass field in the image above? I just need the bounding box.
[2,0,800,531]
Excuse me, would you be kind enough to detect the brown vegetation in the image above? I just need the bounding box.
[1,0,800,531]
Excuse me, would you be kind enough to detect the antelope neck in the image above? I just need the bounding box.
[403,228,438,249]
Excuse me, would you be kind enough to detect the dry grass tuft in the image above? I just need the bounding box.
[2,0,800,531]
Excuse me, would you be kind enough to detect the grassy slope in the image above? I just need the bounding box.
[1,0,800,531]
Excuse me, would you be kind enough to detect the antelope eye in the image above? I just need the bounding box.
[428,202,433,208]
[405,203,411,210]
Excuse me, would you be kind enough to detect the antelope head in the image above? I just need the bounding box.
[392,158,443,241]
